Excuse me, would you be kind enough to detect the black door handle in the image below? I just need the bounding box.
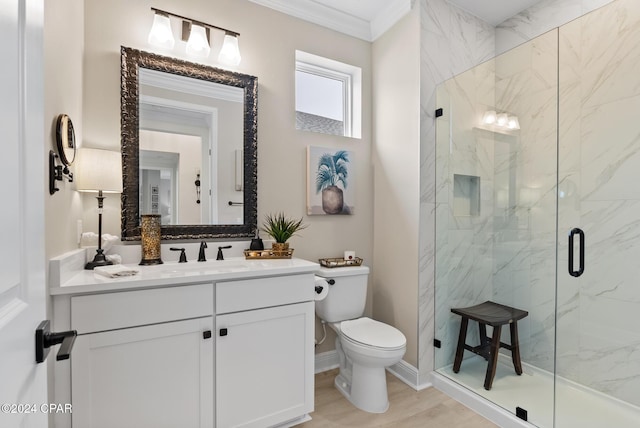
[568,228,585,277]
[35,320,77,363]
[219,328,228,337]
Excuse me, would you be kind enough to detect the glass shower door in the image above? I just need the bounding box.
[556,1,640,426]
[434,29,559,427]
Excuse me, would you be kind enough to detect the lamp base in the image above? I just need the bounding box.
[85,249,113,270]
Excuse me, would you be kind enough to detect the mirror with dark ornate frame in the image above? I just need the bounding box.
[120,46,258,241]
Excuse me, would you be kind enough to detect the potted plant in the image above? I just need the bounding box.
[316,150,349,214]
[262,213,308,255]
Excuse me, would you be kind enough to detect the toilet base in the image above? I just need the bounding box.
[334,366,390,414]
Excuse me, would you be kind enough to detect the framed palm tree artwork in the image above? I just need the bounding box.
[307,146,355,215]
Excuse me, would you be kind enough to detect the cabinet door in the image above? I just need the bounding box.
[72,317,214,428]
[216,302,314,428]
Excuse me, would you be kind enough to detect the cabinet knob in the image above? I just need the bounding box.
[203,330,212,340]
[219,328,228,337]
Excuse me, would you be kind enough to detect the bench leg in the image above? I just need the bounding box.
[479,323,488,359]
[453,317,469,373]
[510,322,523,375]
[484,325,502,390]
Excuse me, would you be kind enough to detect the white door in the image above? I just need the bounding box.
[0,0,47,426]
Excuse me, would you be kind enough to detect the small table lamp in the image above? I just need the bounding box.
[75,148,123,270]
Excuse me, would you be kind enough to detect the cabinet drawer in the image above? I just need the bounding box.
[71,283,213,334]
[216,274,314,314]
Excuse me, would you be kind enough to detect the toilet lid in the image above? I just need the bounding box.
[341,317,406,349]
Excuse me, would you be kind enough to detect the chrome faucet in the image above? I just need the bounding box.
[198,241,208,262]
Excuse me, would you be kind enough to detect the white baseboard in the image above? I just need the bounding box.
[314,350,339,374]
[314,351,430,391]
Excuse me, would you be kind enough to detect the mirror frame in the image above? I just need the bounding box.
[121,46,258,241]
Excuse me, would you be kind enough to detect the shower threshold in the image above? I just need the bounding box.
[433,355,640,428]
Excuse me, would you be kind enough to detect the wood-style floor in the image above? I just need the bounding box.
[300,369,497,427]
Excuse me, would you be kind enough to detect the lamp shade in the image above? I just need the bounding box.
[218,34,241,66]
[75,148,123,193]
[186,23,211,57]
[148,12,175,49]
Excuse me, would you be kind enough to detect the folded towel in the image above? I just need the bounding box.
[80,233,120,252]
[93,265,139,278]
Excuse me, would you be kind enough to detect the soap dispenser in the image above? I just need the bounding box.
[249,229,264,251]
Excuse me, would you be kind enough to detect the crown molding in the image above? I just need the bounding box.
[249,0,411,42]
[370,0,413,41]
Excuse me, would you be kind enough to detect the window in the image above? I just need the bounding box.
[295,51,361,138]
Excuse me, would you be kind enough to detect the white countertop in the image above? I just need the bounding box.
[50,257,320,296]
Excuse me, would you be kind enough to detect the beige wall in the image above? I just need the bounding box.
[372,7,421,367]
[77,0,373,354]
[44,0,84,262]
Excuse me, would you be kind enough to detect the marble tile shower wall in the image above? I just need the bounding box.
[434,30,559,371]
[491,30,559,373]
[419,0,495,380]
[433,60,497,368]
[556,0,640,407]
[496,0,615,55]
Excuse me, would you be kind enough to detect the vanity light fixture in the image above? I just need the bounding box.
[481,109,520,132]
[148,7,241,66]
[75,148,123,270]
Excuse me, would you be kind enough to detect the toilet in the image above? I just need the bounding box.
[315,265,406,413]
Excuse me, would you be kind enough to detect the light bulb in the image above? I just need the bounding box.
[507,116,520,130]
[482,110,497,125]
[186,23,211,57]
[496,113,508,127]
[218,34,241,66]
[148,12,175,49]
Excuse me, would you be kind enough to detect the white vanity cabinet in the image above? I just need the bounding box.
[215,275,315,428]
[69,283,215,428]
[50,255,319,428]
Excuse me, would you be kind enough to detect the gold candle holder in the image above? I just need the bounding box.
[139,214,163,265]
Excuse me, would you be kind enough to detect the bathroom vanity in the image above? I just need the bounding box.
[50,250,318,428]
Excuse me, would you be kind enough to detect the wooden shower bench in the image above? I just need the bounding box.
[451,301,528,390]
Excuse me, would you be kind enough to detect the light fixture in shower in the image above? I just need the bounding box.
[481,109,520,131]
[148,8,242,66]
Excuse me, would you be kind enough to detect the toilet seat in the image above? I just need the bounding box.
[340,317,406,351]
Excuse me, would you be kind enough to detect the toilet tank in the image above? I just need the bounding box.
[315,265,370,323]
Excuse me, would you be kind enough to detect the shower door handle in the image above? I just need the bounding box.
[568,228,585,277]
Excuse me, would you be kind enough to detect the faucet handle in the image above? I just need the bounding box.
[170,247,187,263]
[216,245,232,261]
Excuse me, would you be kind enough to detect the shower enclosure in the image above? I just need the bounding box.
[433,1,640,426]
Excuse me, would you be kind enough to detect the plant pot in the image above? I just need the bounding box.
[271,242,289,253]
[322,186,344,214]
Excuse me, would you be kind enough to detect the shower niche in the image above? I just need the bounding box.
[453,174,480,217]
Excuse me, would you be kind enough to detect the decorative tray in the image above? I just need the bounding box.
[244,249,294,259]
[319,257,363,268]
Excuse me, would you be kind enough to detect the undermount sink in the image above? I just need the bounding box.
[161,258,252,275]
